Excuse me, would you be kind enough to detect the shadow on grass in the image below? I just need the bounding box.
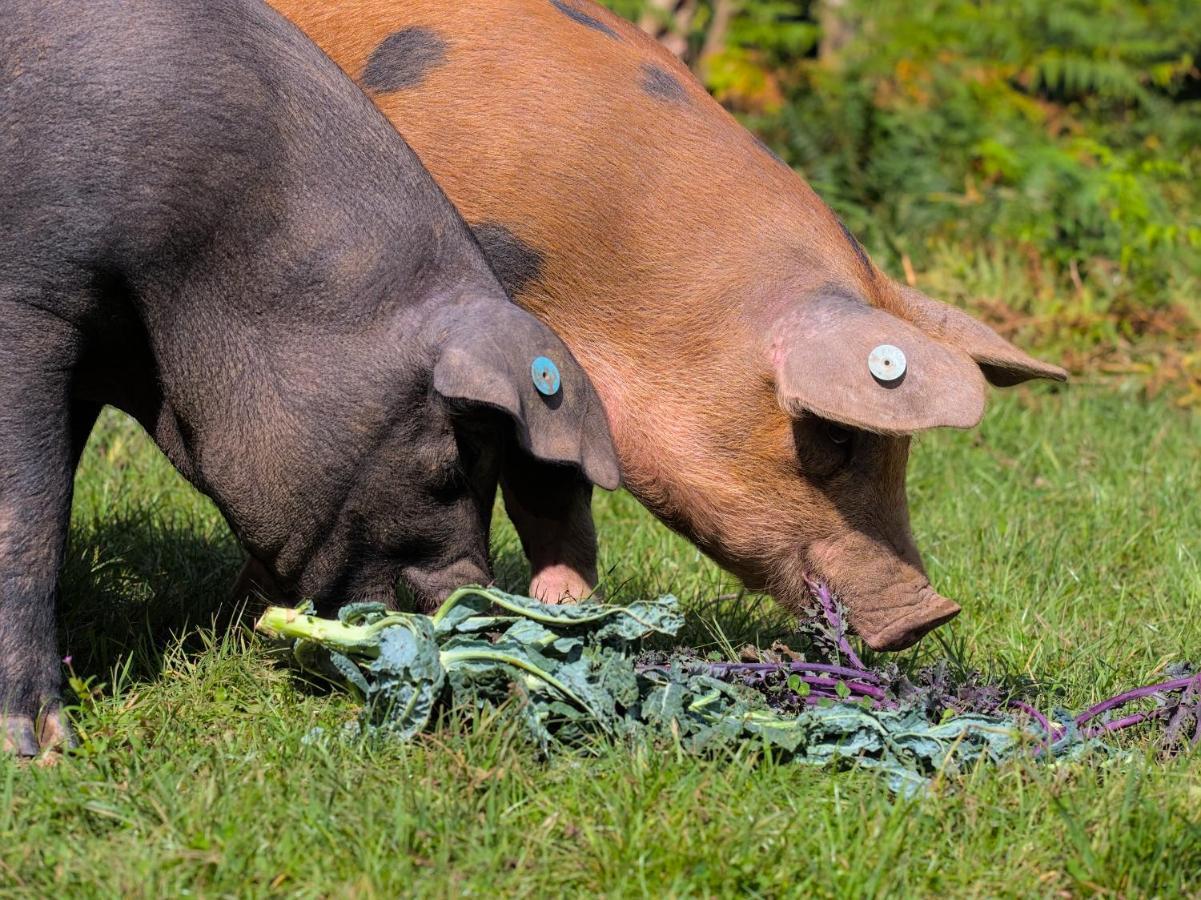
[58,510,243,683]
[52,513,801,694]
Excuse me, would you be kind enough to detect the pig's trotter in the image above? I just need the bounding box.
[0,306,80,756]
[500,457,599,604]
[37,707,75,750]
[529,562,594,605]
[2,708,75,758]
[1,716,39,757]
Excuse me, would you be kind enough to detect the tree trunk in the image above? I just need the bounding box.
[698,0,735,75]
[637,0,698,60]
[818,0,855,64]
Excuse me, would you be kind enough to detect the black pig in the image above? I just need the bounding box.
[0,0,618,755]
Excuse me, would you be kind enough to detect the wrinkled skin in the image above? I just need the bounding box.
[0,0,617,755]
[276,0,1066,649]
[669,416,960,651]
[594,357,966,651]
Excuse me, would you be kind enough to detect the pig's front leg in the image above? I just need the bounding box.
[500,455,599,604]
[0,317,79,756]
[229,555,289,611]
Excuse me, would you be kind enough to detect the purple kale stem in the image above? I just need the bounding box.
[1074,675,1199,726]
[1083,709,1167,738]
[1008,701,1063,741]
[1162,673,1201,747]
[803,693,849,706]
[698,661,882,682]
[1164,702,1189,745]
[804,576,866,671]
[797,676,889,702]
[637,659,895,708]
[665,666,887,699]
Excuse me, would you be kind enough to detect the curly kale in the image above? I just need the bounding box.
[258,584,1199,796]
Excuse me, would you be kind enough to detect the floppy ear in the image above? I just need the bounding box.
[893,286,1068,387]
[770,292,988,434]
[432,302,621,490]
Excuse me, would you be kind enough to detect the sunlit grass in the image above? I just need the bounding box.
[1,385,1198,895]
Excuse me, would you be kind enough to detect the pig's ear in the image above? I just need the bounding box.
[432,304,621,490]
[770,292,988,434]
[893,287,1068,387]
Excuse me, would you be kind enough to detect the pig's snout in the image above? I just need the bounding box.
[853,584,961,651]
[805,534,960,651]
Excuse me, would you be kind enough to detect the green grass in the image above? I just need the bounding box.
[2,385,1199,897]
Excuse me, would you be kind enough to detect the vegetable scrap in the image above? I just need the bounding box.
[256,585,1199,795]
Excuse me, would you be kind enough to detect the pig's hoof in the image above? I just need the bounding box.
[38,708,75,751]
[2,710,75,758]
[529,564,596,605]
[2,716,39,757]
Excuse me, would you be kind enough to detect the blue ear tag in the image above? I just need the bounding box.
[531,356,561,396]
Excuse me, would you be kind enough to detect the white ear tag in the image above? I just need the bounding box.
[868,344,906,382]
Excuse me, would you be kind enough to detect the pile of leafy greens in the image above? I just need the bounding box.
[256,586,1198,795]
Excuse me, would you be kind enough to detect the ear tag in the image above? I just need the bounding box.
[531,356,562,396]
[868,344,906,383]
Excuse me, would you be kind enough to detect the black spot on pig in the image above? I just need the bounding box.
[471,223,546,298]
[755,136,786,167]
[640,63,687,103]
[361,28,448,93]
[837,218,873,274]
[549,0,620,39]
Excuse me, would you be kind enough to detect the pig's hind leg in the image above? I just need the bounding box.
[0,305,83,756]
[500,454,599,604]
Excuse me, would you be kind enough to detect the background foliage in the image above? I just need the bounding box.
[4,393,1198,895]
[605,0,1201,402]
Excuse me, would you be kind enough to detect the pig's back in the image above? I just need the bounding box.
[0,0,496,327]
[270,0,868,350]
